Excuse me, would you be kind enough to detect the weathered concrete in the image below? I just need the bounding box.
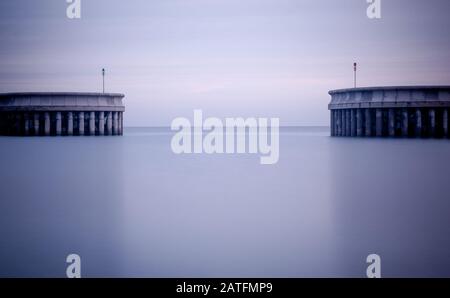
[333,110,339,136]
[376,108,383,137]
[415,109,422,137]
[34,113,40,136]
[329,86,450,138]
[0,92,125,136]
[89,111,95,135]
[345,109,351,136]
[356,109,363,136]
[106,111,112,135]
[99,111,105,136]
[402,109,409,137]
[388,109,395,137]
[119,112,123,135]
[67,112,73,136]
[365,109,371,137]
[113,112,119,135]
[429,109,436,137]
[350,109,356,137]
[79,112,85,136]
[56,112,62,136]
[44,112,50,136]
[24,113,30,136]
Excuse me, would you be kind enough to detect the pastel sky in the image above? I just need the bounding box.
[1,0,450,126]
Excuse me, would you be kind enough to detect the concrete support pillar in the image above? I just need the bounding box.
[333,110,337,136]
[98,112,105,136]
[24,113,30,136]
[113,112,119,135]
[331,111,335,136]
[429,109,436,137]
[119,112,123,135]
[402,109,409,137]
[415,109,422,137]
[56,112,62,136]
[106,112,112,135]
[44,112,51,136]
[365,109,372,137]
[34,113,40,136]
[335,110,340,136]
[350,109,356,137]
[345,110,351,136]
[356,109,363,137]
[346,109,352,137]
[89,111,96,135]
[79,112,85,136]
[330,111,334,136]
[336,110,341,136]
[376,108,383,137]
[346,109,350,136]
[67,112,73,136]
[388,109,395,137]
[443,109,448,138]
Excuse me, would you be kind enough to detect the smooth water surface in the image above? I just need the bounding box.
[1,127,450,277]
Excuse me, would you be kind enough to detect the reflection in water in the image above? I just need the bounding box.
[329,138,450,277]
[0,127,449,277]
[0,137,125,277]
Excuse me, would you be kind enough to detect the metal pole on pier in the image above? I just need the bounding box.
[102,68,105,93]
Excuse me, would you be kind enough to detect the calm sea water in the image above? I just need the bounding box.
[1,127,450,277]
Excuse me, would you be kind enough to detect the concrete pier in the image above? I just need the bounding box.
[328,86,450,138]
[0,92,125,136]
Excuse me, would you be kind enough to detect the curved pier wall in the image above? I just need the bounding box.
[328,86,450,138]
[0,92,125,136]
